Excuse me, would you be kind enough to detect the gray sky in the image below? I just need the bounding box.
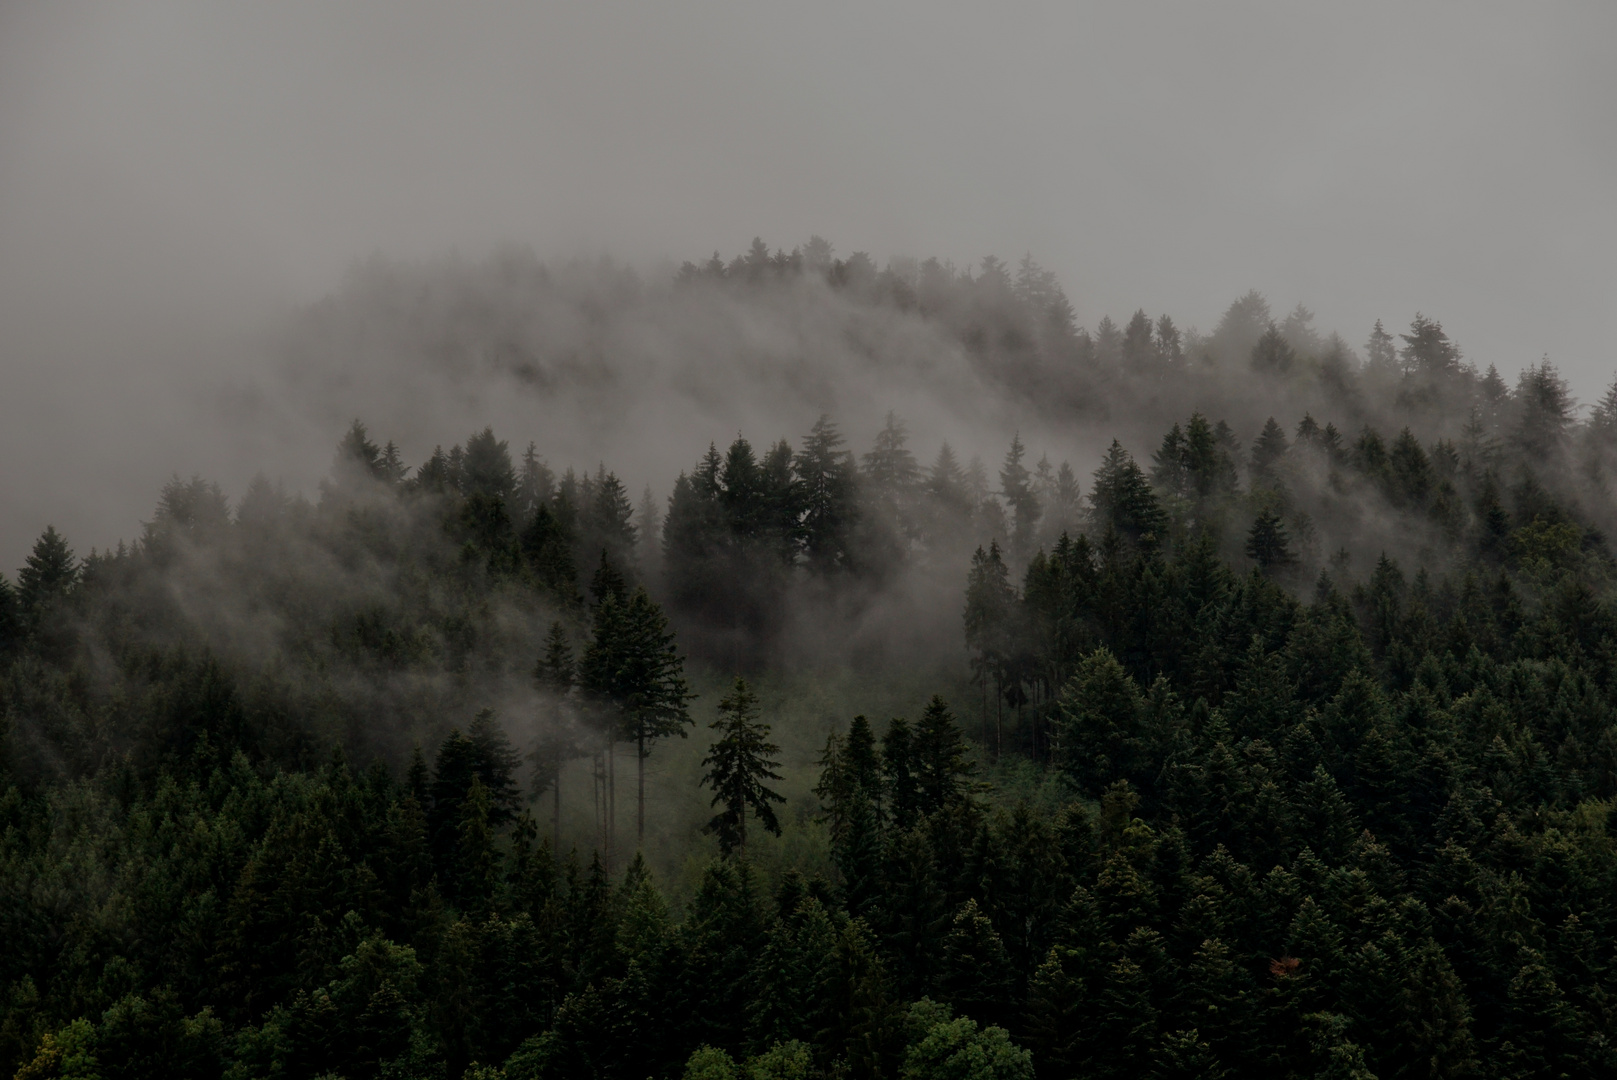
[2,2,1614,566]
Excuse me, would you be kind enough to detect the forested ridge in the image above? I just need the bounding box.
[4,241,1617,1077]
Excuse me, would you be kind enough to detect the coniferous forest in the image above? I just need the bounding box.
[7,242,1617,1078]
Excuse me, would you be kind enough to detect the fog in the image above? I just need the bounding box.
[2,2,1615,569]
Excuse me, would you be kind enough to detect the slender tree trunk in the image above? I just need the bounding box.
[981,670,989,749]
[995,674,1003,760]
[593,753,603,855]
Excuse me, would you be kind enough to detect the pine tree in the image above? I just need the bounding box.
[1089,442,1168,546]
[794,415,858,573]
[1250,323,1296,374]
[1245,510,1296,571]
[589,549,629,607]
[1055,648,1144,794]
[467,708,522,826]
[456,775,499,915]
[964,543,1017,749]
[1123,309,1157,371]
[1000,434,1042,565]
[1249,418,1290,488]
[581,587,694,848]
[636,485,662,580]
[333,419,387,487]
[883,717,921,832]
[913,697,977,817]
[1365,319,1397,375]
[532,622,577,844]
[1514,360,1573,459]
[1156,314,1184,369]
[520,501,580,605]
[585,466,638,576]
[925,443,973,541]
[516,442,555,520]
[0,573,21,657]
[1399,313,1461,378]
[863,412,922,498]
[462,426,517,499]
[700,677,785,857]
[17,526,77,629]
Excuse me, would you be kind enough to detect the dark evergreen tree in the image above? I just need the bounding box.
[700,677,784,857]
[1089,441,1168,546]
[16,525,77,626]
[581,587,694,846]
[912,696,976,817]
[1246,509,1296,571]
[1250,323,1296,374]
[794,415,859,573]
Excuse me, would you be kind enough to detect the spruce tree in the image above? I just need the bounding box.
[0,573,20,657]
[515,442,554,520]
[913,696,976,817]
[520,501,580,605]
[882,717,920,832]
[467,708,522,826]
[1365,318,1397,374]
[794,415,858,573]
[1246,509,1296,571]
[999,434,1042,563]
[700,677,785,857]
[533,622,576,842]
[1089,442,1167,546]
[1249,417,1290,487]
[17,525,77,625]
[1250,323,1296,374]
[582,587,694,847]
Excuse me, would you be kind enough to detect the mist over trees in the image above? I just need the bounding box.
[4,238,1617,1076]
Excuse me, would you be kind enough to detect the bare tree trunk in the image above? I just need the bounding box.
[995,674,1003,760]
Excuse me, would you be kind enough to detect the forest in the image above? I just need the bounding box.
[4,239,1617,1078]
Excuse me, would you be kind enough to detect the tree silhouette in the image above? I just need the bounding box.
[700,677,784,857]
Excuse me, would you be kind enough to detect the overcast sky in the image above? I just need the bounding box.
[1,2,1614,564]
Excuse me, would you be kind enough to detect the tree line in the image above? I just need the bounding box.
[3,257,1617,1075]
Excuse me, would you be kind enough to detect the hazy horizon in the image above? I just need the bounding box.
[3,3,1614,568]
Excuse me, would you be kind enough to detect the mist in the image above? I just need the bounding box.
[5,3,1617,571]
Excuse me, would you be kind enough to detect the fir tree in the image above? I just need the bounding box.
[581,587,694,847]
[794,415,859,573]
[1365,319,1397,375]
[700,677,785,857]
[17,525,77,630]
[1245,510,1296,571]
[913,697,977,817]
[1089,441,1167,546]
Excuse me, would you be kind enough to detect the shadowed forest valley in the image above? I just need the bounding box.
[4,242,1617,1078]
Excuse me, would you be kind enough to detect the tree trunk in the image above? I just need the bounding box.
[637,725,646,847]
[593,753,603,855]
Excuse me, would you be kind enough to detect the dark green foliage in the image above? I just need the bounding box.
[6,303,1617,1079]
[1090,441,1167,547]
[581,585,694,843]
[16,525,76,628]
[1246,509,1296,571]
[700,677,785,857]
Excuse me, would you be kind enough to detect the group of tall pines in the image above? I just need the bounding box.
[4,239,1617,1078]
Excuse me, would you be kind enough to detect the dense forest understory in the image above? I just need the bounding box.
[5,241,1617,1077]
